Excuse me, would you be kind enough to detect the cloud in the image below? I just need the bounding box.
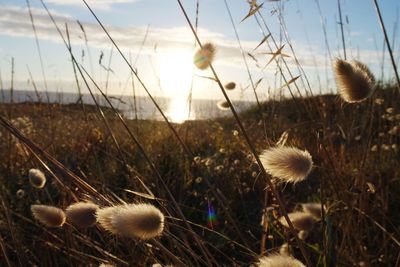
[45,0,140,10]
[0,4,388,87]
[0,5,247,66]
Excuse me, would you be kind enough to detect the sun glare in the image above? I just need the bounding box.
[158,51,195,123]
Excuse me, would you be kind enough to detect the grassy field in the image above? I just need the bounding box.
[0,83,399,266]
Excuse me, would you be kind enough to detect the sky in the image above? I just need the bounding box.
[0,0,399,103]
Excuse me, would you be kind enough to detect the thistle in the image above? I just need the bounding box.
[279,211,315,232]
[256,254,305,267]
[97,203,164,239]
[333,59,375,103]
[31,205,66,228]
[193,43,216,70]
[66,202,99,228]
[28,168,46,189]
[259,146,313,183]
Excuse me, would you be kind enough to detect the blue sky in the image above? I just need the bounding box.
[0,0,399,102]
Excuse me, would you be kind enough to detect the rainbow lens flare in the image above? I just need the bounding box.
[207,203,218,229]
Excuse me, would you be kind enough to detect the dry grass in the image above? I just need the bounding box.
[0,83,399,266]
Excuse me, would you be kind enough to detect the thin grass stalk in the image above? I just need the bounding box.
[0,235,11,267]
[337,0,347,60]
[65,28,125,166]
[373,0,400,92]
[65,23,86,118]
[71,232,128,266]
[165,229,238,266]
[130,24,150,130]
[105,46,113,94]
[252,14,307,116]
[10,57,14,106]
[30,148,79,200]
[0,195,24,266]
[184,0,200,142]
[223,0,268,140]
[0,69,4,103]
[26,65,42,102]
[65,24,154,196]
[76,0,251,249]
[77,20,94,79]
[273,10,324,119]
[170,216,257,256]
[353,206,400,248]
[160,231,208,266]
[175,1,312,266]
[223,0,261,107]
[78,64,217,266]
[0,116,110,204]
[315,0,333,60]
[260,190,268,255]
[45,3,248,261]
[75,68,153,196]
[129,53,139,131]
[256,9,323,121]
[26,0,49,94]
[79,0,193,156]
[150,240,187,267]
[317,134,327,267]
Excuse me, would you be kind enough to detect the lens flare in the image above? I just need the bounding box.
[207,202,218,229]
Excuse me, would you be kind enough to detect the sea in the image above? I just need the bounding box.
[0,89,255,122]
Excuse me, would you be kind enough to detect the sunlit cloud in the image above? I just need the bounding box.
[45,0,140,10]
[0,4,391,100]
[0,4,346,71]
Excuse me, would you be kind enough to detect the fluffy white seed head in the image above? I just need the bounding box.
[193,43,216,70]
[31,205,66,228]
[279,243,289,256]
[224,82,236,90]
[28,168,46,189]
[66,202,99,228]
[97,203,164,239]
[298,230,308,240]
[334,59,375,103]
[96,206,120,234]
[259,146,313,183]
[16,189,25,199]
[279,212,315,232]
[256,254,306,267]
[301,203,325,219]
[217,100,230,111]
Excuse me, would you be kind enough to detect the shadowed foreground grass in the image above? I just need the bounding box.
[0,85,399,266]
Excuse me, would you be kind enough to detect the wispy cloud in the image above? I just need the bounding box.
[45,0,140,10]
[0,5,386,82]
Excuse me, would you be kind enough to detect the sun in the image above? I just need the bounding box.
[157,50,195,123]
